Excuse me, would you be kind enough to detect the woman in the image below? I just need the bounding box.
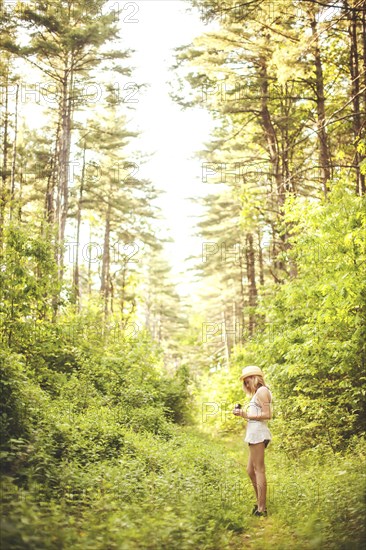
[233,365,272,517]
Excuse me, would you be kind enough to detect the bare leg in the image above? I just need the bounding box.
[249,442,267,512]
[246,451,258,501]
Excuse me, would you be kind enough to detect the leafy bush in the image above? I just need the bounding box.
[225,183,366,453]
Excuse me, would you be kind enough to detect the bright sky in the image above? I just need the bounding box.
[120,0,216,297]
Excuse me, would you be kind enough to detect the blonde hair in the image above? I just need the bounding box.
[243,374,268,396]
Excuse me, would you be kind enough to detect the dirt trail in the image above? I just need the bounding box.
[229,516,308,550]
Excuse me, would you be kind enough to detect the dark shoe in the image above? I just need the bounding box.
[253,509,267,517]
[251,504,258,515]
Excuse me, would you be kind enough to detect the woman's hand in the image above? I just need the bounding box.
[233,388,272,421]
[232,408,247,419]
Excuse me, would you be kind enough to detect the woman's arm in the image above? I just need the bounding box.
[233,387,272,420]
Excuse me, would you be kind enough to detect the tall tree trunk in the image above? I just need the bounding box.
[110,277,114,314]
[101,190,112,319]
[258,55,288,280]
[73,143,86,310]
[56,64,74,284]
[258,228,265,286]
[119,262,127,321]
[258,56,283,206]
[18,169,23,221]
[88,226,93,298]
[9,83,19,221]
[361,6,366,194]
[45,146,57,226]
[309,10,332,197]
[222,309,230,367]
[281,82,293,194]
[362,5,366,119]
[246,232,258,336]
[238,245,246,343]
[232,301,237,349]
[348,3,365,195]
[0,67,10,248]
[51,66,74,319]
[269,222,282,283]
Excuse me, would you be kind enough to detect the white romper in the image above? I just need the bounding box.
[244,386,272,447]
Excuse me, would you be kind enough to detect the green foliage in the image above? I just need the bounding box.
[226,181,366,453]
[2,332,249,549]
[1,368,250,549]
[1,182,365,547]
[265,436,366,549]
[0,349,51,484]
[1,1,366,548]
[1,292,228,548]
[0,224,60,344]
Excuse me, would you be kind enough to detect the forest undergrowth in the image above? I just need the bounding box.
[1,329,365,549]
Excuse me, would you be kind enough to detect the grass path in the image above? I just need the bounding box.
[202,430,364,550]
[238,516,315,550]
[201,431,308,549]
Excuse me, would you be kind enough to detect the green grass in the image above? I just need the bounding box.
[217,433,366,550]
[2,426,365,549]
[1,342,365,549]
[1,425,248,549]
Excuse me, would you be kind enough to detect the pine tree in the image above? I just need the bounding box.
[4,0,131,284]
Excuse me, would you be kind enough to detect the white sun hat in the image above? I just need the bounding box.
[239,365,264,381]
